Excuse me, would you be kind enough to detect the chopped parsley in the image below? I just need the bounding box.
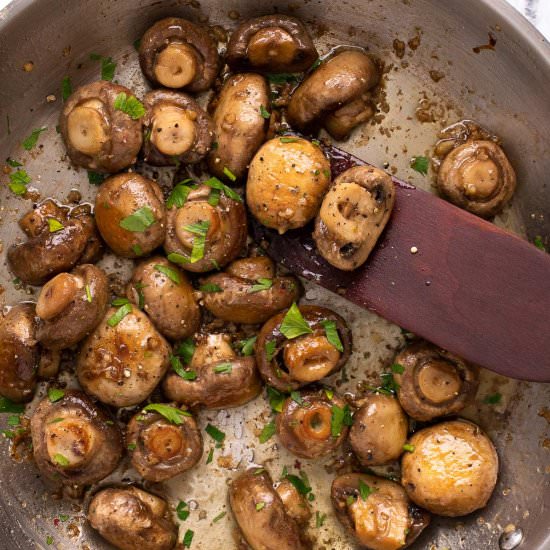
[203,176,242,202]
[310,58,322,70]
[61,76,72,101]
[206,448,214,464]
[259,105,270,119]
[47,388,65,403]
[154,264,180,284]
[87,170,105,185]
[285,472,312,496]
[166,179,196,208]
[484,392,502,405]
[213,362,233,374]
[411,155,429,175]
[127,443,136,451]
[170,355,197,380]
[176,500,190,521]
[324,387,334,400]
[255,502,266,511]
[112,297,130,306]
[183,529,194,548]
[199,283,222,293]
[249,278,273,293]
[207,187,221,206]
[265,341,277,362]
[113,92,145,119]
[107,303,132,327]
[132,244,143,256]
[534,236,546,252]
[330,404,353,437]
[358,479,377,500]
[205,423,225,443]
[290,391,304,406]
[8,169,31,195]
[47,219,64,233]
[320,320,343,352]
[143,404,191,425]
[183,220,210,263]
[223,166,237,182]
[119,206,155,232]
[369,371,400,395]
[315,511,327,528]
[6,158,22,168]
[85,284,93,303]
[237,336,256,356]
[22,127,47,150]
[90,53,116,81]
[267,73,300,84]
[175,338,196,365]
[403,443,415,452]
[259,421,276,443]
[212,511,226,523]
[53,453,70,467]
[267,386,285,413]
[0,398,24,414]
[279,136,299,143]
[391,363,405,374]
[280,303,312,339]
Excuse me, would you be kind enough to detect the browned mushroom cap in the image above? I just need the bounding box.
[274,479,312,525]
[331,473,430,550]
[143,90,213,166]
[229,469,308,550]
[60,81,143,173]
[207,73,269,181]
[163,333,261,409]
[313,165,395,271]
[436,140,517,218]
[276,388,349,459]
[393,342,479,422]
[95,173,166,258]
[287,50,379,140]
[226,15,318,74]
[0,303,38,402]
[77,306,171,408]
[139,17,219,93]
[88,486,178,550]
[246,137,331,234]
[200,256,300,324]
[36,264,109,350]
[164,183,247,272]
[126,404,202,482]
[401,419,499,517]
[126,256,200,341]
[256,305,351,392]
[30,390,122,486]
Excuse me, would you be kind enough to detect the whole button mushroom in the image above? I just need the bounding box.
[139,17,219,93]
[60,81,143,173]
[88,486,178,550]
[246,137,331,234]
[313,165,396,270]
[77,305,171,408]
[95,173,166,258]
[30,390,123,486]
[226,15,318,74]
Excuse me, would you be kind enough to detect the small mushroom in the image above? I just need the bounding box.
[126,256,200,341]
[287,50,379,140]
[256,305,351,392]
[126,404,202,482]
[313,165,395,270]
[274,479,311,525]
[36,264,110,350]
[226,15,318,74]
[163,333,261,409]
[139,17,219,93]
[77,305,171,407]
[401,419,499,517]
[200,256,300,324]
[60,81,143,172]
[331,473,431,550]
[207,73,269,181]
[95,173,166,258]
[393,342,479,422]
[246,137,331,234]
[88,486,178,550]
[30,390,123,486]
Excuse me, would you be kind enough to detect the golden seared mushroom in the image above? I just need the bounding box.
[60,81,143,172]
[126,256,200,341]
[313,165,395,271]
[95,173,166,258]
[246,137,331,234]
[126,403,202,482]
[393,342,479,422]
[331,473,431,550]
[139,17,219,93]
[164,182,247,272]
[226,15,318,73]
[229,469,308,550]
[8,200,103,286]
[207,73,269,181]
[401,419,499,516]
[88,486,178,550]
[30,390,123,486]
[256,304,351,392]
[287,50,379,140]
[276,388,350,459]
[36,264,109,350]
[143,90,213,166]
[200,256,300,324]
[163,333,261,409]
[0,304,38,402]
[275,478,312,525]
[77,305,171,407]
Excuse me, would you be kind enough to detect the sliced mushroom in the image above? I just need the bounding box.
[274,479,311,525]
[36,264,109,350]
[287,50,379,140]
[77,306,171,407]
[88,486,178,550]
[163,333,261,409]
[313,165,395,270]
[393,342,479,422]
[246,137,331,234]
[207,73,269,181]
[60,81,143,172]
[401,419,499,517]
[126,256,200,341]
[164,183,247,272]
[95,173,166,258]
[139,17,219,93]
[30,390,122,486]
[331,473,430,550]
[256,305,351,392]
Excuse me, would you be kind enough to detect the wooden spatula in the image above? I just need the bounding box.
[251,145,550,382]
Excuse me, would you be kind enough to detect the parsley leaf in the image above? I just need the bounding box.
[310,58,322,70]
[212,511,226,523]
[279,136,299,143]
[113,92,145,119]
[237,336,257,356]
[331,404,352,437]
[207,187,221,206]
[143,403,191,425]
[0,398,24,413]
[259,105,271,119]
[47,218,64,233]
[213,362,233,374]
[285,473,312,496]
[166,179,196,208]
[183,529,194,548]
[411,155,429,175]
[280,303,312,339]
[199,283,222,293]
[267,386,285,413]
[182,220,210,263]
[170,355,197,380]
[61,76,72,101]
[6,158,22,168]
[48,388,65,403]
[358,479,377,500]
[483,392,502,405]
[167,252,190,265]
[315,511,327,528]
[176,501,190,521]
[119,206,155,232]
[85,284,93,303]
[391,363,405,374]
[203,176,242,202]
[320,320,343,352]
[53,453,70,467]
[259,421,276,443]
[107,303,132,327]
[154,264,181,284]
[290,391,303,406]
[205,423,225,443]
[223,166,237,182]
[175,338,195,364]
[90,54,116,81]
[534,236,546,252]
[249,278,273,293]
[8,169,31,195]
[255,502,265,511]
[87,170,105,185]
[265,340,277,362]
[403,443,415,452]
[22,127,47,150]
[112,297,130,306]
[267,73,300,84]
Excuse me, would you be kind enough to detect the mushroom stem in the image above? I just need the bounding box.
[36,273,82,320]
[247,27,298,66]
[283,335,340,382]
[151,104,197,156]
[66,101,108,155]
[154,43,198,88]
[45,418,97,469]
